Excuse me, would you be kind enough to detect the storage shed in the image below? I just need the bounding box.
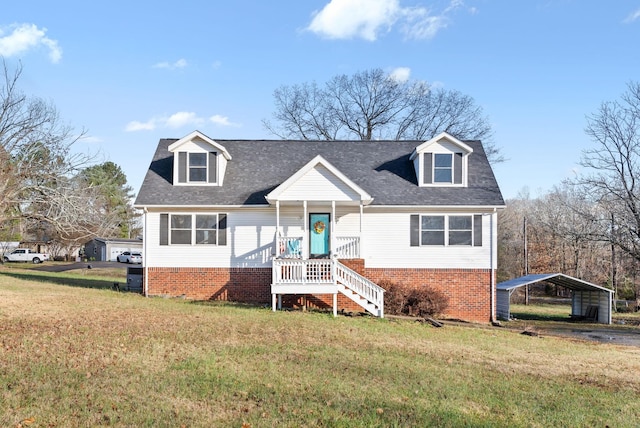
[83,238,143,262]
[497,273,613,324]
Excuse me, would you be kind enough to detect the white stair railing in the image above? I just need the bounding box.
[334,236,360,258]
[335,261,385,318]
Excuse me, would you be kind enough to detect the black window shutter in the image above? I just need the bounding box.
[454,153,463,184]
[208,152,217,183]
[178,152,187,183]
[218,213,227,246]
[410,215,420,246]
[473,214,482,247]
[423,153,432,184]
[160,214,169,245]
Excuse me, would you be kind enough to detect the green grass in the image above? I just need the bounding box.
[1,268,640,427]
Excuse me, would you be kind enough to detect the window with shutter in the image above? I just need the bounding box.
[410,214,482,246]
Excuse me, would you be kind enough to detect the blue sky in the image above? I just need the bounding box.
[2,1,639,200]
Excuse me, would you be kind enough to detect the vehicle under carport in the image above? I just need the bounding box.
[497,273,613,324]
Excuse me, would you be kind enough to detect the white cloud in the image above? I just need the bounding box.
[210,114,240,127]
[389,67,411,83]
[0,23,62,63]
[125,119,157,132]
[624,8,640,23]
[308,0,400,41]
[125,111,239,132]
[166,111,204,128]
[152,58,188,69]
[307,0,467,41]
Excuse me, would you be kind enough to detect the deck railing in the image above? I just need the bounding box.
[277,236,360,259]
[277,236,303,258]
[272,258,334,284]
[335,236,360,259]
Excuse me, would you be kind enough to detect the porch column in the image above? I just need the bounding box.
[272,293,277,312]
[333,293,337,317]
[331,200,336,258]
[303,200,308,259]
[276,200,281,257]
[359,202,364,259]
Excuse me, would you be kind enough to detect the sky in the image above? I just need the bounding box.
[1,0,640,200]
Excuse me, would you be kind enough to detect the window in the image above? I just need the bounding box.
[160,213,227,246]
[177,151,218,184]
[196,214,218,244]
[411,214,482,247]
[434,154,452,183]
[422,152,464,185]
[171,215,192,244]
[421,216,445,245]
[448,216,472,245]
[189,153,207,182]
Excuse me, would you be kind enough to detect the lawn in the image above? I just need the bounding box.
[1,267,640,427]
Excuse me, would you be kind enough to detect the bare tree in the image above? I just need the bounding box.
[0,59,115,256]
[263,68,503,163]
[577,82,640,264]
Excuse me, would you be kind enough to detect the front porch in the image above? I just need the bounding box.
[265,155,382,316]
[271,257,385,317]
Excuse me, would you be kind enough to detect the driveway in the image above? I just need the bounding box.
[533,323,640,347]
[31,261,128,272]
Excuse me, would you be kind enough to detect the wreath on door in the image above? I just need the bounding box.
[313,220,326,234]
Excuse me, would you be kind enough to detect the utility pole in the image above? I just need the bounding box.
[611,213,617,311]
[524,216,529,305]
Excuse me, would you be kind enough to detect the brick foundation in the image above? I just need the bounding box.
[146,264,494,323]
[146,267,272,302]
[365,268,493,323]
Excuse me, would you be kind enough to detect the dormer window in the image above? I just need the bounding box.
[434,154,453,183]
[411,132,472,188]
[425,152,463,184]
[169,130,232,187]
[177,151,217,184]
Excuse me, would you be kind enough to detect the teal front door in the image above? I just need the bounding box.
[310,213,330,258]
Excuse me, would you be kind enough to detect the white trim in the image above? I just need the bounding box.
[409,131,473,160]
[168,130,232,160]
[265,155,373,204]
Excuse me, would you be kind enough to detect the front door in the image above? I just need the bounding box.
[309,213,330,258]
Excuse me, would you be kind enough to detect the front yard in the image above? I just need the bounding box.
[1,267,640,426]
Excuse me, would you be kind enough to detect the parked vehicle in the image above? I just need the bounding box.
[117,251,142,264]
[3,248,50,264]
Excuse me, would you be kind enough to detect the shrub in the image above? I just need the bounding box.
[382,280,449,318]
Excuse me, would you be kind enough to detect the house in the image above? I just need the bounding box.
[83,237,143,262]
[134,130,504,323]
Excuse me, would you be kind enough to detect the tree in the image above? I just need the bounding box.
[263,68,502,163]
[78,161,139,238]
[0,59,111,257]
[577,82,640,265]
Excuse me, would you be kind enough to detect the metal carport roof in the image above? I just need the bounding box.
[496,273,613,324]
[497,273,613,294]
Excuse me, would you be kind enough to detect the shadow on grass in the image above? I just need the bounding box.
[509,311,573,322]
[0,270,124,291]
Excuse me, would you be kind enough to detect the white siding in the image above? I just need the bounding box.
[278,165,361,201]
[145,209,277,268]
[144,207,498,270]
[362,209,496,269]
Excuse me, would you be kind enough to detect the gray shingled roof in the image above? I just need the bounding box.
[134,139,504,207]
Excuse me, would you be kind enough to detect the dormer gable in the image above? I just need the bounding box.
[409,132,473,187]
[265,155,373,205]
[168,130,231,186]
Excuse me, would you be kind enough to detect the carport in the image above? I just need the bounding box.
[497,273,613,324]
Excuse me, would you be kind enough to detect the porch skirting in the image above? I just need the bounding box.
[146,266,493,323]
